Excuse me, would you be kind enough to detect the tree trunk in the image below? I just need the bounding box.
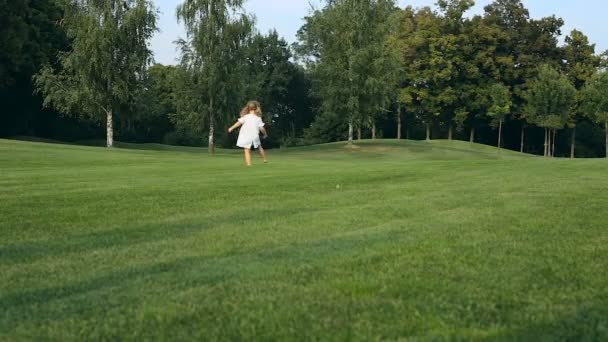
[520,125,525,153]
[348,122,354,144]
[552,129,556,158]
[426,123,431,141]
[605,121,608,159]
[208,97,215,154]
[357,127,361,140]
[106,110,114,148]
[543,128,548,157]
[371,123,376,140]
[448,125,453,140]
[208,117,215,154]
[469,127,475,143]
[396,105,402,140]
[497,119,503,149]
[570,126,576,159]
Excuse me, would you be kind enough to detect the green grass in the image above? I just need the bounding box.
[1,138,607,341]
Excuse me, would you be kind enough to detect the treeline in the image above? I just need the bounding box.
[298,0,608,158]
[2,0,608,157]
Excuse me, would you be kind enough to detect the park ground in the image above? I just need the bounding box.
[1,138,608,340]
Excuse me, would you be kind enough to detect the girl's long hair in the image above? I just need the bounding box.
[240,100,263,117]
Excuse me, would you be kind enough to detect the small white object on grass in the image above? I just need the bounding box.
[336,185,341,189]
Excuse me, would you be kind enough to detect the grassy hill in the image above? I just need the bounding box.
[1,138,607,340]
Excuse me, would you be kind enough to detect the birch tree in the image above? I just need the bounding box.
[175,0,253,153]
[34,0,157,147]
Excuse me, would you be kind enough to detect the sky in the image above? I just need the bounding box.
[151,0,608,65]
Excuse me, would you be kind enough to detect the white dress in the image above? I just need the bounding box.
[236,114,265,149]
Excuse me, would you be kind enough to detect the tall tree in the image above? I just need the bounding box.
[525,65,576,157]
[175,0,253,153]
[296,0,397,144]
[243,31,314,146]
[483,0,563,151]
[396,6,443,141]
[436,0,475,140]
[582,71,608,159]
[487,83,512,149]
[562,30,601,158]
[244,31,292,123]
[34,0,157,148]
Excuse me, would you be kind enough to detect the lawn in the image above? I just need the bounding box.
[1,138,607,340]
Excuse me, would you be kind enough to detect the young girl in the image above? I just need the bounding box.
[228,101,268,166]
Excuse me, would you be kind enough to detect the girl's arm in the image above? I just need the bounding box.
[260,127,268,138]
[228,121,242,133]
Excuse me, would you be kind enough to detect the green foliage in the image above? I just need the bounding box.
[563,30,601,128]
[296,0,398,141]
[174,0,254,150]
[243,31,315,145]
[33,0,158,146]
[487,83,511,125]
[524,65,576,129]
[582,71,608,124]
[0,0,68,137]
[482,0,564,123]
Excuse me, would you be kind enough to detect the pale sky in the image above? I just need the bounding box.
[150,0,608,65]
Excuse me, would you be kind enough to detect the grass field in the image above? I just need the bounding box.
[1,138,608,340]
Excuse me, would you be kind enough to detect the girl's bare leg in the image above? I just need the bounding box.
[244,148,252,166]
[257,146,268,162]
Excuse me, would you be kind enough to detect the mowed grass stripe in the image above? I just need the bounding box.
[1,138,607,340]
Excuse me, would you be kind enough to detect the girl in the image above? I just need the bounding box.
[228,101,268,166]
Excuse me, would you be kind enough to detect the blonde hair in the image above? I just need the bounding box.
[240,100,263,117]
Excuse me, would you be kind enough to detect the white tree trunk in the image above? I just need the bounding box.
[208,118,215,154]
[396,105,402,140]
[570,127,576,159]
[425,123,431,141]
[371,123,376,140]
[498,119,503,149]
[357,127,362,141]
[552,129,556,158]
[448,125,453,140]
[469,127,475,143]
[348,122,354,144]
[543,128,548,157]
[520,125,525,153]
[208,97,215,154]
[106,110,114,148]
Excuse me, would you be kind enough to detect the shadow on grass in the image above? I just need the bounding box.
[0,228,401,323]
[482,303,608,341]
[0,206,321,265]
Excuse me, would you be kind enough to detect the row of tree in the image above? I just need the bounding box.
[2,0,315,149]
[2,0,608,157]
[298,0,608,158]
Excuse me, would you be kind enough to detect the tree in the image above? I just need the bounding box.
[482,0,563,152]
[396,6,443,141]
[131,64,177,143]
[525,65,576,157]
[487,83,512,149]
[175,0,253,153]
[582,71,608,159]
[296,0,397,144]
[243,32,315,146]
[34,0,157,148]
[562,30,601,158]
[0,0,67,137]
[436,0,475,140]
